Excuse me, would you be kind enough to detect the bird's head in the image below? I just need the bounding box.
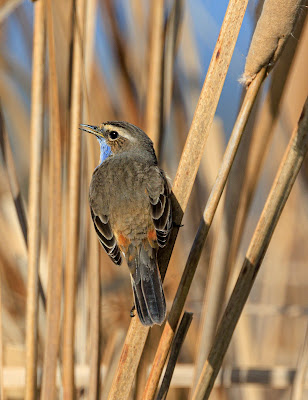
[80,121,156,165]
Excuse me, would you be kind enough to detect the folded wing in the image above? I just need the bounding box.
[147,167,172,248]
[90,207,122,265]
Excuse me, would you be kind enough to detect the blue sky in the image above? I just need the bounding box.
[187,0,256,135]
[3,0,257,137]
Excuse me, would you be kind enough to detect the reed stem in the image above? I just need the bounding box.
[25,1,46,398]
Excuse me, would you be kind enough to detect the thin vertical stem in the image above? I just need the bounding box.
[25,1,45,399]
[145,0,164,152]
[160,0,183,157]
[82,0,99,396]
[88,240,100,400]
[291,320,308,400]
[62,0,85,397]
[135,337,151,400]
[40,0,63,398]
[107,320,149,400]
[0,271,4,400]
[156,312,193,400]
[101,330,127,400]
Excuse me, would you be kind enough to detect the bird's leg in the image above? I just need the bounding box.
[172,221,184,228]
[130,304,136,318]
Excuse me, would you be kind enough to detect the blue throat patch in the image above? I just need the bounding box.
[97,136,112,165]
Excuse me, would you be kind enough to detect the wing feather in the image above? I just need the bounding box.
[147,167,172,248]
[90,208,122,265]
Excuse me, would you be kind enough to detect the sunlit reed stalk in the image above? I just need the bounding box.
[40,1,62,398]
[107,1,249,399]
[62,0,85,397]
[162,0,183,157]
[85,70,101,400]
[145,0,164,152]
[83,0,101,396]
[291,320,308,400]
[88,235,100,399]
[191,96,308,400]
[0,271,4,400]
[135,336,151,400]
[25,1,46,399]
[101,330,126,400]
[142,67,266,400]
[156,312,193,400]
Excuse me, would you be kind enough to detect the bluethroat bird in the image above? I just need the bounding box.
[80,121,172,326]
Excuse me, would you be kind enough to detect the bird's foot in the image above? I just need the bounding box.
[130,305,136,318]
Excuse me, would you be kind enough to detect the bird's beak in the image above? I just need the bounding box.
[79,124,103,137]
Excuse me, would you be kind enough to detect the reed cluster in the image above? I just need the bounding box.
[0,1,307,399]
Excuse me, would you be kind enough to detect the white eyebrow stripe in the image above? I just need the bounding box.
[118,129,136,142]
[104,124,137,142]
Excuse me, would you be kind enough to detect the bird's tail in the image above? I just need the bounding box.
[127,242,166,326]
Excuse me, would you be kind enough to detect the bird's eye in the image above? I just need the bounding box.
[108,130,118,140]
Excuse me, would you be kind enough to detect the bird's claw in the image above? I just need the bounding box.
[130,305,136,318]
